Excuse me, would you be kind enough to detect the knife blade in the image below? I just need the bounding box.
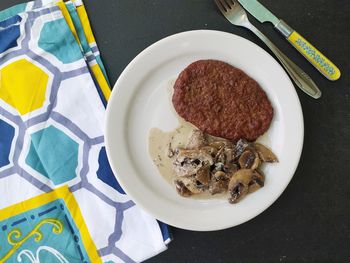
[237,0,279,26]
[237,0,341,81]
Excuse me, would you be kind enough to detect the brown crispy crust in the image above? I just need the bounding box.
[172,60,273,141]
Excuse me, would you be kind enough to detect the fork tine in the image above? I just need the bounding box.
[214,0,227,13]
[218,0,230,10]
[229,0,238,7]
[226,0,235,6]
[224,0,235,10]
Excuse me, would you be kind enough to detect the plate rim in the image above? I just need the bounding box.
[105,29,304,231]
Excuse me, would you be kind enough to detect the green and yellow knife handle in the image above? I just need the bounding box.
[275,20,341,81]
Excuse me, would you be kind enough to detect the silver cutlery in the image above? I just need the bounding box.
[237,0,340,81]
[214,0,322,99]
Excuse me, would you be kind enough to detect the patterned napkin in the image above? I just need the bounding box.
[0,1,170,262]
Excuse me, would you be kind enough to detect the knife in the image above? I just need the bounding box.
[237,0,341,81]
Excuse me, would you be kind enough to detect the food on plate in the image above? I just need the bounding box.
[171,129,277,203]
[149,59,277,204]
[172,59,274,141]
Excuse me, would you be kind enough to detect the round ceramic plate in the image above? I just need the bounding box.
[105,30,304,231]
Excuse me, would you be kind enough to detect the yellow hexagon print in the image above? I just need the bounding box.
[0,59,49,115]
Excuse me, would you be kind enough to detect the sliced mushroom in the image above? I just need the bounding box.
[174,180,192,197]
[215,147,226,163]
[211,162,225,174]
[253,143,278,163]
[228,169,254,203]
[208,140,225,149]
[209,140,233,149]
[176,149,213,163]
[248,170,265,193]
[200,146,218,157]
[239,148,260,169]
[173,148,214,176]
[228,169,254,188]
[173,159,201,177]
[233,139,249,160]
[223,163,238,174]
[228,182,249,204]
[224,148,234,163]
[187,130,207,149]
[170,129,277,203]
[175,177,203,194]
[213,171,227,181]
[209,180,228,195]
[196,165,211,186]
[209,170,230,195]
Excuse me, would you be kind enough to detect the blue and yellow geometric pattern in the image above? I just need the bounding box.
[0,186,101,263]
[0,0,170,262]
[25,125,79,185]
[0,118,15,168]
[0,58,49,116]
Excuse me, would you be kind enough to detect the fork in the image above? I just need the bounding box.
[215,0,321,99]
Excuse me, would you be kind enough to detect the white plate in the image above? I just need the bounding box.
[105,30,304,231]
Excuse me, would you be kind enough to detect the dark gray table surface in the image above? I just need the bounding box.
[1,0,349,262]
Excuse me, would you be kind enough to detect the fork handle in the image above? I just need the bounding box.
[247,23,321,99]
[275,20,341,81]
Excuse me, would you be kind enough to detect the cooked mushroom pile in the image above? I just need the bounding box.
[171,130,278,204]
